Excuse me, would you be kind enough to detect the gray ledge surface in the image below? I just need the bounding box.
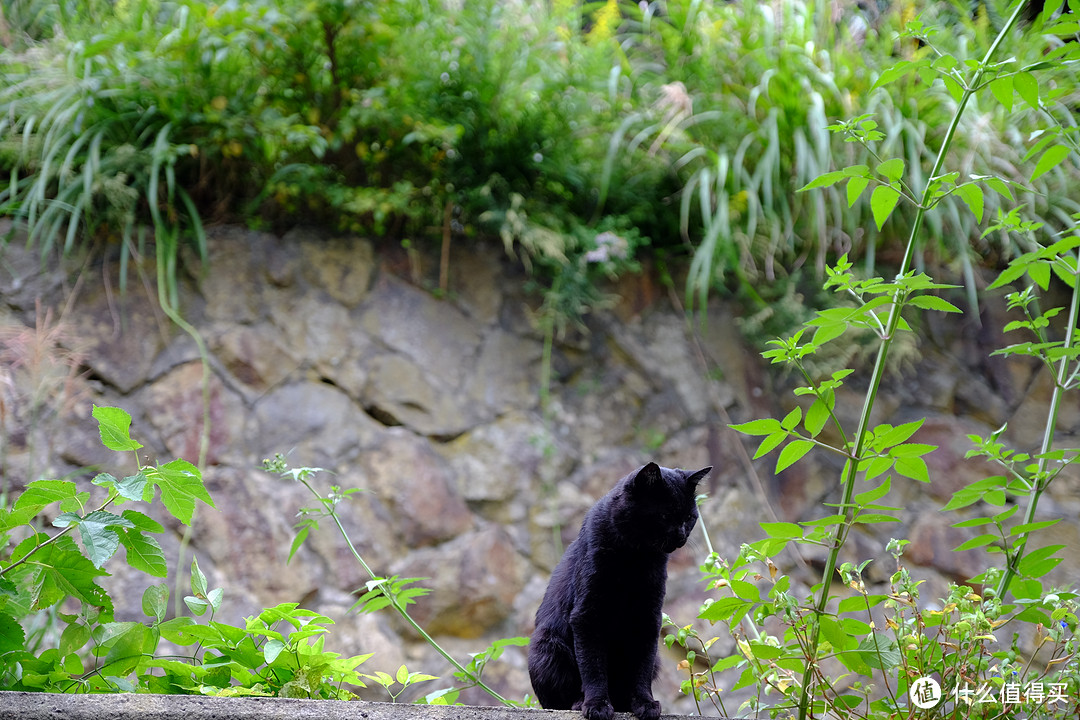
[0,693,706,720]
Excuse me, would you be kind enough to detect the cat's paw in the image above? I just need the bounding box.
[630,697,662,720]
[581,698,614,720]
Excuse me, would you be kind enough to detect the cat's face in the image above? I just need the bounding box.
[613,463,712,553]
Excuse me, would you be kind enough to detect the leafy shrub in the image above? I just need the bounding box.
[660,2,1080,717]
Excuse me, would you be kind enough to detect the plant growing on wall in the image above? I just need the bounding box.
[0,406,375,698]
[663,0,1080,717]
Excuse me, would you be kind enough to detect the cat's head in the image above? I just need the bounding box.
[613,462,712,553]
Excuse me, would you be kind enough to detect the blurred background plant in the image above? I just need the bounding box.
[1,0,1078,338]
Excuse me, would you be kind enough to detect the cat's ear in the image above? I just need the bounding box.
[684,466,712,489]
[630,462,663,491]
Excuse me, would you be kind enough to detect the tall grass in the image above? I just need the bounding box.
[608,0,1080,319]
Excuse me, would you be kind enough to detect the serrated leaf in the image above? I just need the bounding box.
[871,61,914,91]
[871,185,901,230]
[1031,145,1070,182]
[754,431,788,459]
[13,480,79,514]
[760,522,803,539]
[30,538,111,611]
[143,583,169,622]
[804,398,830,438]
[954,534,998,551]
[894,456,930,483]
[854,477,892,505]
[776,440,815,473]
[798,170,848,192]
[955,183,984,222]
[1011,519,1060,535]
[145,459,215,525]
[906,295,962,313]
[92,405,143,452]
[862,456,894,482]
[730,418,784,436]
[875,419,924,448]
[121,529,168,577]
[876,158,905,183]
[1028,260,1051,290]
[845,176,869,207]
[989,75,1013,111]
[1014,71,1039,110]
[78,510,135,568]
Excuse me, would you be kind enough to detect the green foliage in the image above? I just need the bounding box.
[681,2,1080,718]
[0,407,374,698]
[262,454,532,706]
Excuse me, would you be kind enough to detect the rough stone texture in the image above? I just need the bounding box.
[3,224,1079,715]
[0,692,708,720]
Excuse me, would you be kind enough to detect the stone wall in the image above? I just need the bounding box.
[1,222,1077,711]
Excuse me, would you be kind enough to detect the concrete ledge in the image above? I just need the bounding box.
[0,693,706,720]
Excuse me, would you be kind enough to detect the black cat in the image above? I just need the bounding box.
[528,462,712,720]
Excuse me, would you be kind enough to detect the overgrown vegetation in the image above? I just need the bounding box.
[3,0,1080,715]
[660,0,1080,717]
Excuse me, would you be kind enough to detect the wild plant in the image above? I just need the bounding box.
[261,454,532,706]
[663,1,1080,717]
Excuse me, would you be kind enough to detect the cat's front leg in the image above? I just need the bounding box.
[628,648,662,720]
[572,625,614,720]
[629,694,661,720]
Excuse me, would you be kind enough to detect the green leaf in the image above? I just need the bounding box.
[847,177,870,206]
[29,538,111,611]
[876,158,905,183]
[190,556,208,598]
[1011,519,1060,535]
[754,431,789,459]
[781,406,803,431]
[698,597,753,624]
[955,183,984,222]
[798,170,848,192]
[77,510,135,568]
[854,477,892,505]
[760,522,803,539]
[1014,71,1039,110]
[1028,260,1051,290]
[804,399,831,438]
[60,621,91,656]
[776,440,815,473]
[894,456,930,483]
[120,529,168,577]
[875,419,924,448]
[862,456,893,482]
[0,613,26,653]
[92,405,143,452]
[145,459,215,525]
[1031,145,1070,182]
[98,622,152,677]
[954,534,998,551]
[870,185,901,230]
[143,584,169,622]
[989,75,1013,112]
[871,61,914,91]
[730,418,783,436]
[13,480,78,514]
[906,295,962,313]
[889,443,937,458]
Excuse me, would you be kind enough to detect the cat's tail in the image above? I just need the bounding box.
[527,629,582,710]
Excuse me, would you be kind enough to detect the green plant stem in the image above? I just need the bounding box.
[0,490,118,578]
[299,479,513,706]
[993,253,1080,601]
[794,6,1027,719]
[155,234,213,618]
